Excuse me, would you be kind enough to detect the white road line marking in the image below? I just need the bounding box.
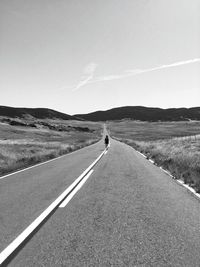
[0,148,106,265]
[149,159,154,164]
[141,153,200,201]
[175,180,200,199]
[159,167,174,178]
[59,169,94,208]
[0,140,101,181]
[124,141,200,203]
[0,154,67,180]
[137,151,147,158]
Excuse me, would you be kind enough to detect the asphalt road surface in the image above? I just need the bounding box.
[1,137,200,266]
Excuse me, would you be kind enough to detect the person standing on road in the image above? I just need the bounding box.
[104,135,109,148]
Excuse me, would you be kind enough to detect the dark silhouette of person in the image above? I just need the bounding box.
[104,135,109,148]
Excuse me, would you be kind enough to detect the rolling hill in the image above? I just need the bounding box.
[0,106,77,120]
[1,105,200,122]
[75,106,200,121]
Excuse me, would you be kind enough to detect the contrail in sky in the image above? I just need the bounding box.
[92,58,200,83]
[72,58,200,91]
[72,62,98,91]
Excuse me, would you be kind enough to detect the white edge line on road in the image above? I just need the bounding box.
[0,148,106,265]
[118,138,200,201]
[59,169,94,208]
[137,151,147,158]
[176,179,200,200]
[135,148,200,201]
[148,159,155,164]
[0,140,101,181]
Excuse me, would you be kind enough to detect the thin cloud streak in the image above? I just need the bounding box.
[72,62,97,91]
[72,58,200,91]
[91,58,200,84]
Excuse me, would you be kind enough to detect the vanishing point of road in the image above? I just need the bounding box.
[1,135,200,266]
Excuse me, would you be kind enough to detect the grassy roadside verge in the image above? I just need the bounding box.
[108,121,200,193]
[0,120,102,177]
[114,137,200,192]
[0,138,100,177]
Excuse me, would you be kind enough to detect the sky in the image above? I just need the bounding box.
[0,0,200,115]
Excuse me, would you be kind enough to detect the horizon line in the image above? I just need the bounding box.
[1,104,200,116]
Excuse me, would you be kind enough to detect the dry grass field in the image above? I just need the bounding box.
[108,120,200,193]
[0,119,102,177]
[108,120,200,141]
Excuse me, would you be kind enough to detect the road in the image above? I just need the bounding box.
[1,137,200,266]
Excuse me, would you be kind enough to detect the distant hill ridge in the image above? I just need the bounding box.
[75,106,200,121]
[1,105,200,121]
[0,106,76,120]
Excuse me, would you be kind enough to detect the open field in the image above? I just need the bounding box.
[108,120,200,192]
[0,118,102,177]
[108,120,200,141]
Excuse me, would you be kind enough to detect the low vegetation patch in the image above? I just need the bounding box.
[109,120,200,193]
[0,119,102,177]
